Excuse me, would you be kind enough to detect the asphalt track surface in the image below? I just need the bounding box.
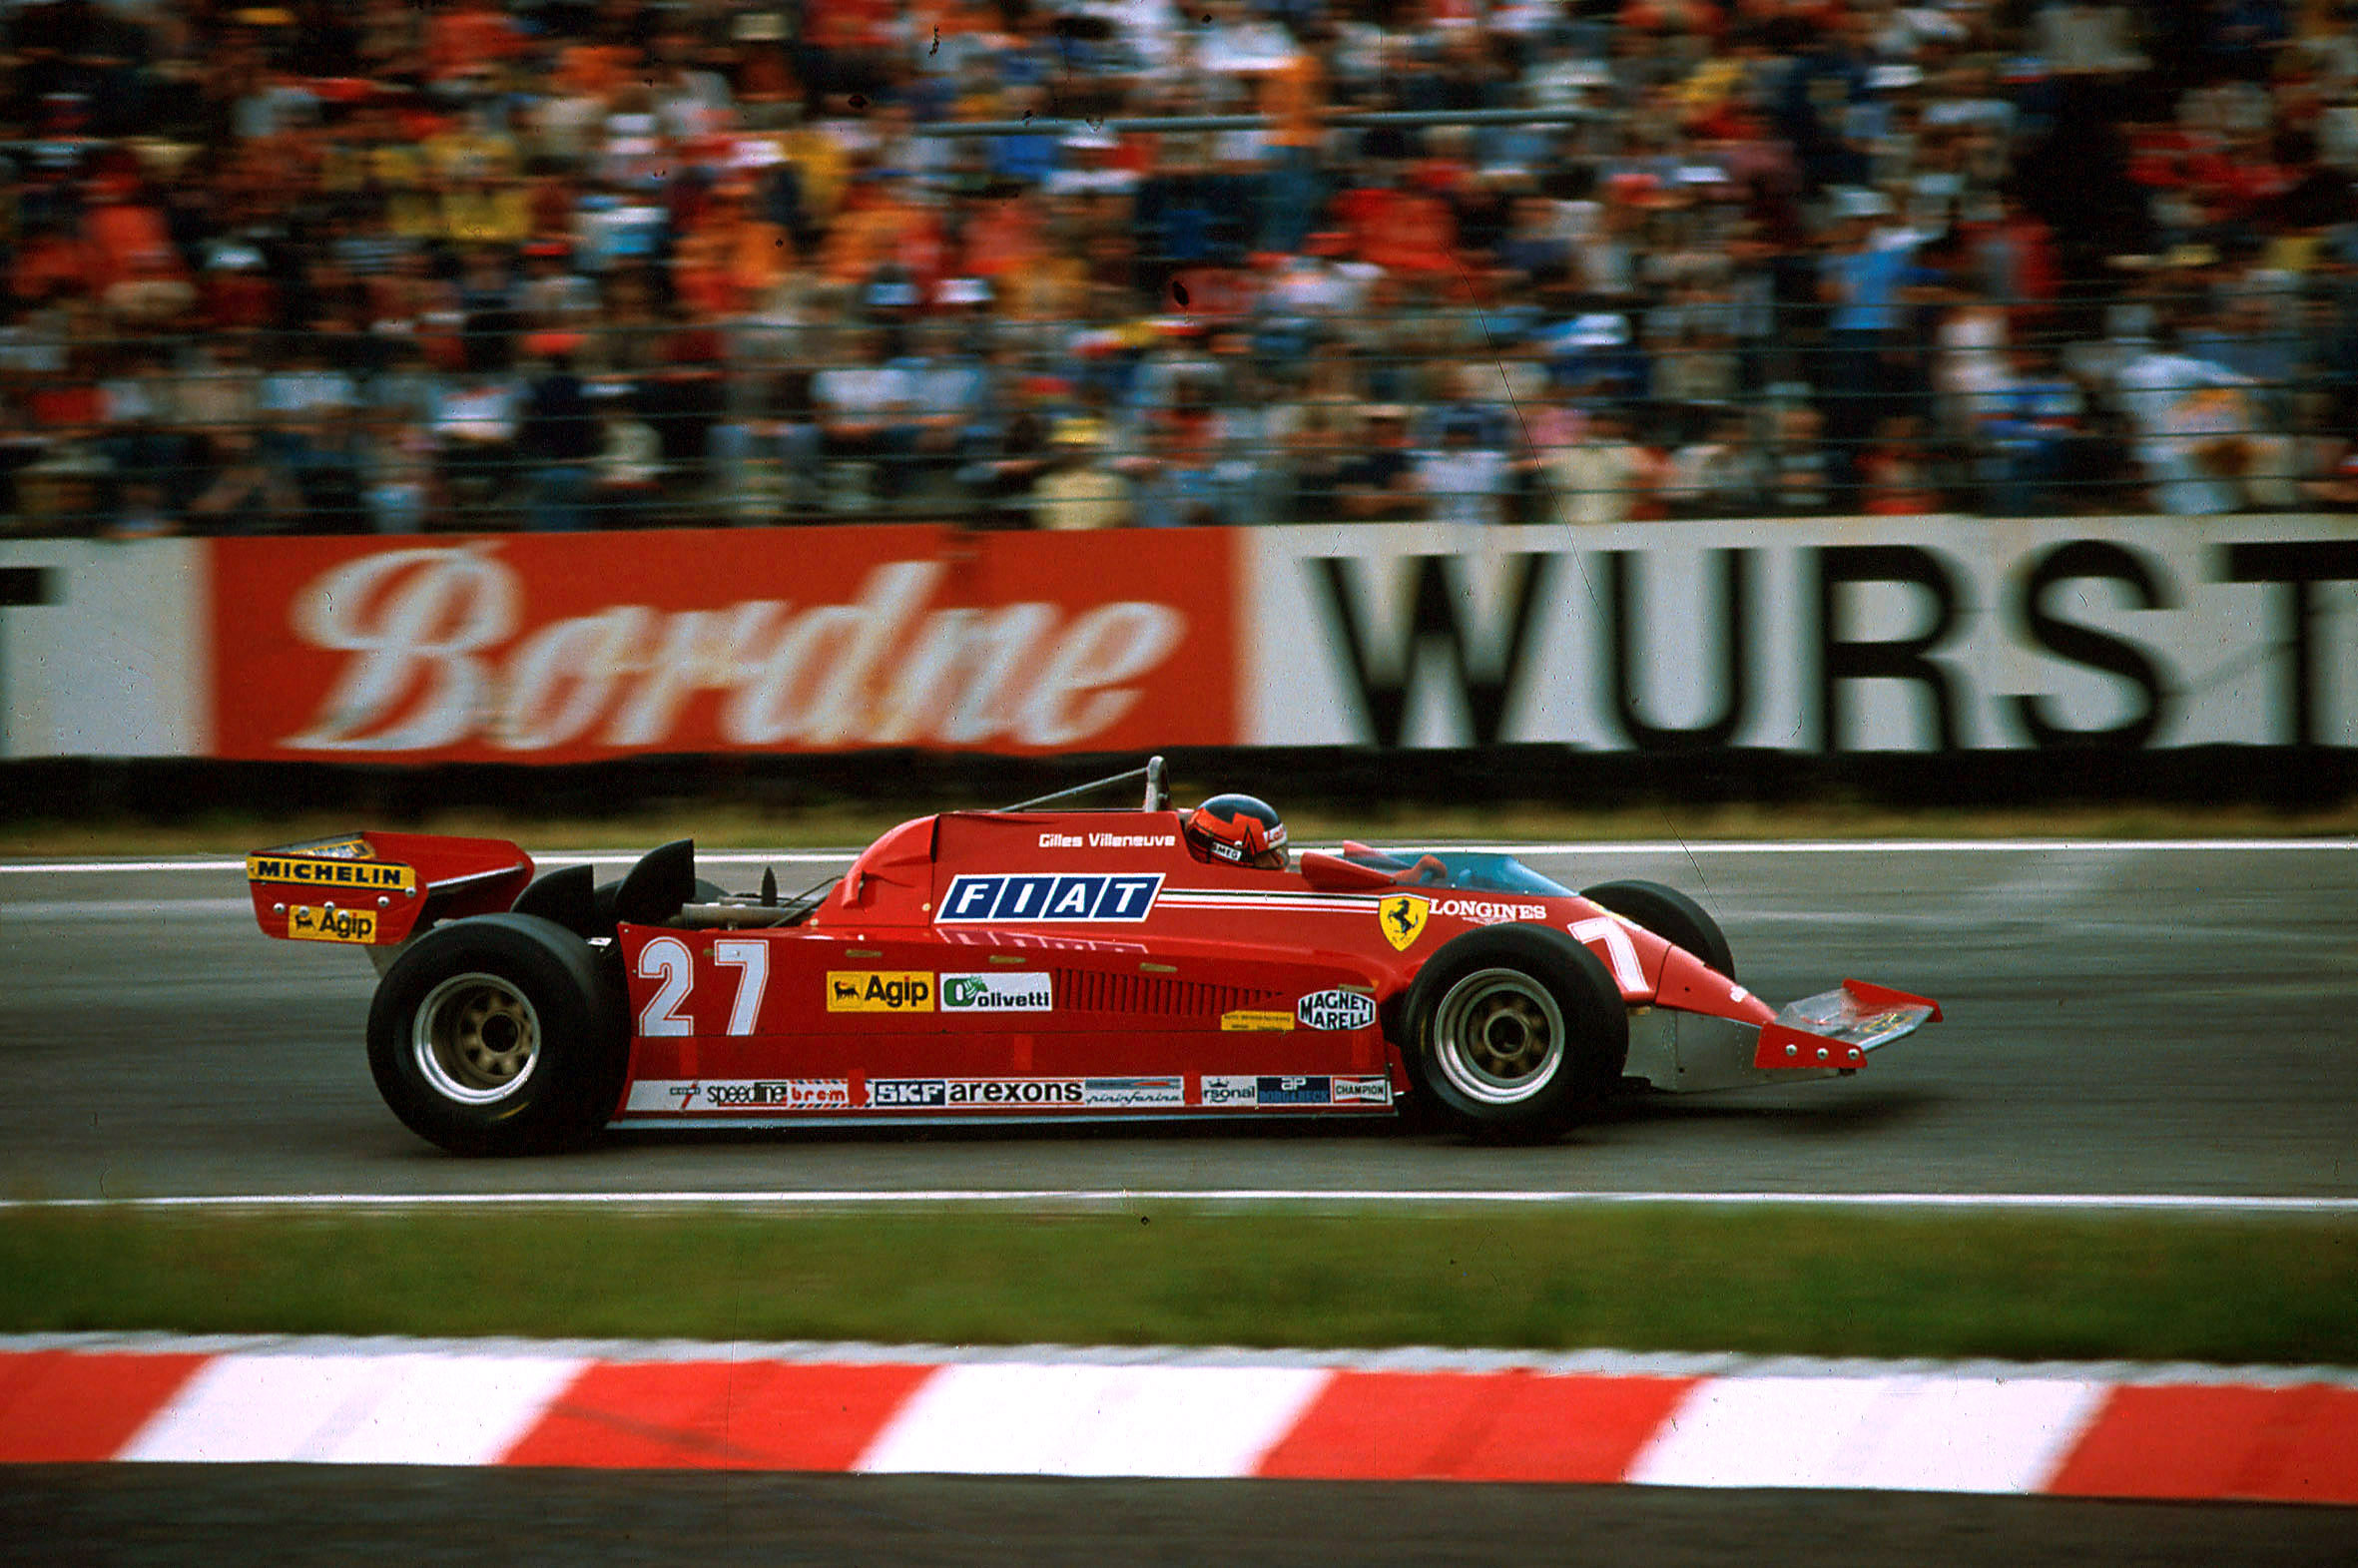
[8,1466,2356,1568]
[2,841,2354,1202]
[7,840,2356,1563]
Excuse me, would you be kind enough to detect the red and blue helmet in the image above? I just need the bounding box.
[1182,793,1288,870]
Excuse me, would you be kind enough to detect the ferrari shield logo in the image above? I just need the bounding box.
[1379,894,1430,951]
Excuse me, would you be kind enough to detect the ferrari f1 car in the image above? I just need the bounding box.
[246,761,1939,1155]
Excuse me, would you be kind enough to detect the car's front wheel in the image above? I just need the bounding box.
[366,913,626,1156]
[1400,924,1629,1139]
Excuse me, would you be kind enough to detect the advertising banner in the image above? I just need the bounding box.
[1246,516,2358,752]
[0,538,208,761]
[208,527,1237,762]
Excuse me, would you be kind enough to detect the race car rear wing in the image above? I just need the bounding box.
[246,832,534,949]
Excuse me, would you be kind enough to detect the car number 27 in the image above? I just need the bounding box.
[636,936,771,1037]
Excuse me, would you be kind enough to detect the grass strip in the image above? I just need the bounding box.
[4,1207,2353,1365]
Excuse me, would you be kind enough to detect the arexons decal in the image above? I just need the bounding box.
[826,972,933,1012]
[939,972,1053,1012]
[864,1077,1186,1109]
[936,873,1164,923]
[1296,989,1377,1030]
[627,1080,850,1113]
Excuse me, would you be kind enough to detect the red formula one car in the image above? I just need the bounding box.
[246,762,1939,1155]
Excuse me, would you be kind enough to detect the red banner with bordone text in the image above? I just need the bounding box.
[208,527,1239,762]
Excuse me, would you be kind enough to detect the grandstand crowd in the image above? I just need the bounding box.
[1,0,2356,534]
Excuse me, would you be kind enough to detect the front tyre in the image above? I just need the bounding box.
[1578,879,1735,979]
[367,913,626,1156]
[1401,924,1628,1139]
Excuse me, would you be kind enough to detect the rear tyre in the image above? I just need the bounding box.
[1400,924,1628,1139]
[366,913,627,1156]
[1578,879,1735,979]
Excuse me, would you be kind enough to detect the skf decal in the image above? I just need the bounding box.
[247,854,416,893]
[826,971,934,1012]
[1219,1009,1295,1032]
[1380,893,1429,951]
[1296,989,1377,1031]
[286,904,377,944]
[626,1080,850,1112]
[936,873,1163,923]
[868,1078,948,1107]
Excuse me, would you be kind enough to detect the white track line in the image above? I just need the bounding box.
[3,1190,2352,1215]
[6,838,2355,876]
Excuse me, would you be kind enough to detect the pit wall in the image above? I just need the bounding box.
[4,515,2355,769]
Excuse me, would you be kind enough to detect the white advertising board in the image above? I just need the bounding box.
[1246,516,2358,752]
[0,539,208,760]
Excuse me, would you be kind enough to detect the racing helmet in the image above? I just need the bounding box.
[1183,793,1288,870]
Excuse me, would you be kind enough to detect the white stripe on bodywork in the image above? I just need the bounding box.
[120,1351,584,1465]
[854,1362,1332,1478]
[1627,1374,2108,1493]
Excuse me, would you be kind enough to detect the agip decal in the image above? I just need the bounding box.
[826,972,934,1012]
[286,904,377,944]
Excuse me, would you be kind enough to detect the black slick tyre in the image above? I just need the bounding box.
[1400,923,1629,1139]
[366,913,626,1156]
[1578,879,1735,979]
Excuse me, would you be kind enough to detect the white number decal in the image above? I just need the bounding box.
[712,939,770,1036]
[1570,916,1645,993]
[636,935,694,1037]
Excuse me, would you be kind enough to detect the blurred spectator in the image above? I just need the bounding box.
[1335,404,1422,521]
[1031,417,1131,530]
[1,0,2355,536]
[1417,407,1513,526]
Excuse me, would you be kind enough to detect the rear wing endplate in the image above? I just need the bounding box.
[246,831,534,948]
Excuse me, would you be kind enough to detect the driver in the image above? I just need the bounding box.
[1181,793,1289,870]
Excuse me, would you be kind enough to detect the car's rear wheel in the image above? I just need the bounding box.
[1401,924,1628,1139]
[367,913,626,1156]
[1578,879,1735,979]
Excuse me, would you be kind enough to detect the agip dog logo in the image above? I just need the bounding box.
[1379,894,1429,952]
